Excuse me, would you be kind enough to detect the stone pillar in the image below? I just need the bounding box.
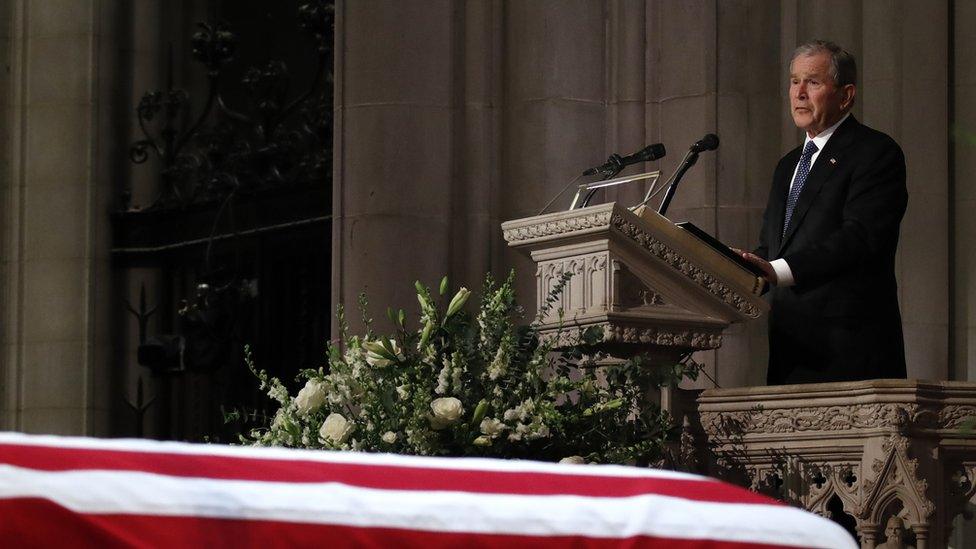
[333,0,475,327]
[860,1,950,381]
[953,1,976,382]
[713,1,784,387]
[603,0,649,208]
[454,0,503,291]
[855,525,877,549]
[498,0,608,311]
[0,0,123,434]
[642,1,719,387]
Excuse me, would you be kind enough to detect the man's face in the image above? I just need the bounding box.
[789,52,855,137]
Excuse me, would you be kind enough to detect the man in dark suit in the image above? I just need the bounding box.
[741,40,908,384]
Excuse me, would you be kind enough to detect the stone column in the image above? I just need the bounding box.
[712,1,784,387]
[454,0,503,292]
[643,1,719,387]
[0,0,123,434]
[953,1,976,382]
[856,524,878,549]
[603,0,649,208]
[860,1,950,381]
[497,0,608,309]
[333,0,472,327]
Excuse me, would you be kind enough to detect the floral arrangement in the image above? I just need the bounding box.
[243,272,693,465]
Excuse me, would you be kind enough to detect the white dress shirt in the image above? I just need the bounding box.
[769,112,851,287]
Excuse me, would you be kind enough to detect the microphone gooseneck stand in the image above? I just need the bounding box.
[657,134,719,216]
[656,149,700,216]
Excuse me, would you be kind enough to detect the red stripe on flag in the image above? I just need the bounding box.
[0,443,775,505]
[0,498,806,549]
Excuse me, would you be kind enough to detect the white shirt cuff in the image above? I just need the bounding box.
[769,258,795,287]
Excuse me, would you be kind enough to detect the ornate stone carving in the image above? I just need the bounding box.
[701,403,923,438]
[539,322,722,350]
[603,324,721,349]
[937,405,976,429]
[501,209,613,243]
[855,435,936,530]
[699,381,976,547]
[608,213,761,318]
[588,254,608,271]
[805,464,861,519]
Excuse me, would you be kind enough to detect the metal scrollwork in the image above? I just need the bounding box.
[126,1,335,211]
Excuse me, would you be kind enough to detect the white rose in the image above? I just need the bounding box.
[559,456,586,464]
[381,431,397,444]
[294,379,327,415]
[429,397,464,430]
[479,417,507,437]
[319,413,355,444]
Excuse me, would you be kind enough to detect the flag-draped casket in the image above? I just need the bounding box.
[0,433,855,548]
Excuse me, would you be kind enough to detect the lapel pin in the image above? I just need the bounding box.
[829,158,837,165]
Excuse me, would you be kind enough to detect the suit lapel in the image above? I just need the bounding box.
[769,148,800,254]
[775,115,859,256]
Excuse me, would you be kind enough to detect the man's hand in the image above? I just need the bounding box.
[735,249,778,285]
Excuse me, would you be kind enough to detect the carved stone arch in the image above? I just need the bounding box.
[873,491,919,527]
[806,466,860,520]
[859,436,936,528]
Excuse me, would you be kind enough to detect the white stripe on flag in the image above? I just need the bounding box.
[0,432,713,482]
[0,431,705,482]
[0,464,856,549]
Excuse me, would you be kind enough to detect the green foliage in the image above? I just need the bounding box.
[242,271,689,465]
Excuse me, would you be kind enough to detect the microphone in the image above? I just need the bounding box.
[582,143,666,176]
[657,133,720,216]
[690,133,719,153]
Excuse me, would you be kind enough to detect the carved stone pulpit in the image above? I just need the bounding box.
[501,202,767,362]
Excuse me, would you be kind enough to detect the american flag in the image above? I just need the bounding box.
[0,432,855,548]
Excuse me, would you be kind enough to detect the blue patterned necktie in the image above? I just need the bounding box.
[783,140,819,237]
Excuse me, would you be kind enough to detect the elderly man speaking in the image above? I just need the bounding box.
[741,40,908,385]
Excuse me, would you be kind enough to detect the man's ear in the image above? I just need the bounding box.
[840,84,856,111]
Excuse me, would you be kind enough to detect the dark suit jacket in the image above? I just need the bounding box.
[755,115,908,384]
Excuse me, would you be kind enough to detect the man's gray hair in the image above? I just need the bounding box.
[791,40,857,87]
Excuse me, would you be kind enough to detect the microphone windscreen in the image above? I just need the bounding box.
[699,133,720,151]
[639,143,666,161]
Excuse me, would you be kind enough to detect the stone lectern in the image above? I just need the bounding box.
[501,202,767,363]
